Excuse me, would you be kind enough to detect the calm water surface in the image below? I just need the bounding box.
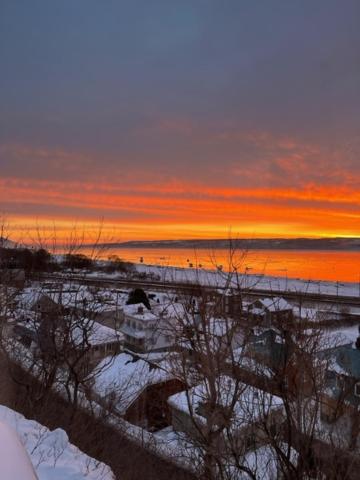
[96,248,360,283]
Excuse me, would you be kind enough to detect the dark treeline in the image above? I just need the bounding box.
[0,247,135,276]
[0,247,58,274]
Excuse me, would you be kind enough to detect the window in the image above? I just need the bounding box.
[336,375,346,390]
[354,383,360,397]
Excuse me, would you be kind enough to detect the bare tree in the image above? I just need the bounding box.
[150,243,360,480]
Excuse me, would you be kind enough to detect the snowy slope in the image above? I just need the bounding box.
[0,405,115,480]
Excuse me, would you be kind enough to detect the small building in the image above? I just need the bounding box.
[245,328,287,369]
[180,316,245,363]
[321,336,360,425]
[13,317,124,370]
[244,327,316,397]
[247,297,293,327]
[121,302,184,353]
[71,321,124,367]
[222,288,243,316]
[93,353,184,430]
[30,293,63,320]
[168,376,284,453]
[25,288,123,331]
[202,288,243,317]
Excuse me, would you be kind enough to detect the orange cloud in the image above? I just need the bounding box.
[2,176,359,241]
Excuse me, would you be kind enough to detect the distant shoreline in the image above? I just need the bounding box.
[90,238,360,251]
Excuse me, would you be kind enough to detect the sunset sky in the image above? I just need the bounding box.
[1,1,360,241]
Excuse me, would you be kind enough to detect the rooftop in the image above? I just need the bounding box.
[168,376,283,429]
[93,353,173,414]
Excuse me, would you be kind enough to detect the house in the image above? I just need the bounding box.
[168,376,284,453]
[223,288,243,316]
[25,288,123,330]
[247,297,293,327]
[120,302,185,353]
[71,321,124,367]
[93,353,184,430]
[179,316,245,364]
[29,293,63,320]
[13,316,124,369]
[321,335,360,424]
[120,304,159,352]
[67,289,125,329]
[199,288,242,317]
[316,330,360,453]
[244,327,316,397]
[224,346,277,395]
[245,328,288,369]
[93,304,124,329]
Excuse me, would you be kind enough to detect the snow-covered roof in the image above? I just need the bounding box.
[324,325,358,348]
[93,353,174,414]
[293,306,318,321]
[238,443,298,480]
[252,297,293,312]
[0,405,114,480]
[123,304,158,322]
[17,286,121,315]
[168,376,283,429]
[154,302,187,320]
[72,321,123,346]
[327,356,349,376]
[206,317,235,337]
[231,348,274,378]
[17,317,123,347]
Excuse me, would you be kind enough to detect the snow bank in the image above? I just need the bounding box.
[0,405,115,480]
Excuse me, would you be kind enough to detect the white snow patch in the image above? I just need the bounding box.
[0,405,115,480]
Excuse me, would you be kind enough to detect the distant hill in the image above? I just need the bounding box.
[97,238,360,251]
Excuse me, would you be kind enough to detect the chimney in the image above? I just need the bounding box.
[356,325,360,349]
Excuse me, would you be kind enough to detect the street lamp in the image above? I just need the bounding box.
[278,268,288,291]
[244,266,252,290]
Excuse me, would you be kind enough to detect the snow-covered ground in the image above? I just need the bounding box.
[0,405,115,480]
[135,263,360,298]
[84,261,360,299]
